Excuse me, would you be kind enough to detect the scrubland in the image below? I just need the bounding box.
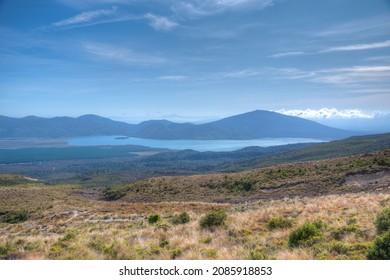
[1,150,389,260]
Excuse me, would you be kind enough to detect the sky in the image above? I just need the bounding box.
[0,0,390,125]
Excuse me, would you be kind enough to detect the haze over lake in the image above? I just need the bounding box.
[68,136,326,152]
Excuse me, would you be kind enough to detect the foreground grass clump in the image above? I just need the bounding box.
[268,217,293,230]
[374,207,390,234]
[199,208,227,229]
[367,231,390,260]
[172,212,190,225]
[288,221,324,247]
[148,213,161,224]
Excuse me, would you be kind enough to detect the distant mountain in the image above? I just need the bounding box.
[199,110,353,139]
[0,110,356,140]
[0,114,136,138]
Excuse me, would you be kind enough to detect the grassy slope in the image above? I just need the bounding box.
[105,149,390,202]
[229,132,390,171]
[1,148,390,260]
[1,185,389,259]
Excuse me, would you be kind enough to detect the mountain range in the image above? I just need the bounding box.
[0,110,355,140]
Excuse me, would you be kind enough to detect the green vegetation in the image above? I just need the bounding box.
[0,211,28,224]
[374,207,390,234]
[172,212,190,225]
[199,209,227,229]
[367,231,390,260]
[108,149,390,203]
[333,224,363,240]
[0,146,389,260]
[268,217,293,230]
[148,214,161,224]
[288,221,324,247]
[0,174,38,186]
[104,185,130,200]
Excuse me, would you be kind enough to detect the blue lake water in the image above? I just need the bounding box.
[68,136,326,152]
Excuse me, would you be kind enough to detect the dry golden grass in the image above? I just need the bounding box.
[1,187,389,260]
[1,150,389,259]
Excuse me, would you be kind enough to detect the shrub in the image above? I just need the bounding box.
[199,209,227,229]
[374,207,390,234]
[61,230,76,242]
[148,214,161,224]
[288,221,324,247]
[1,211,28,224]
[367,231,390,260]
[333,224,362,240]
[172,212,190,225]
[268,217,293,230]
[0,242,16,256]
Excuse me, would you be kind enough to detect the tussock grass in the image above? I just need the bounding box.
[1,191,389,260]
[1,149,389,259]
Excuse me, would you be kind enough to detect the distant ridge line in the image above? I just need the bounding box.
[0,110,356,140]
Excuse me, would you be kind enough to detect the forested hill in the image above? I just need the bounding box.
[0,110,355,140]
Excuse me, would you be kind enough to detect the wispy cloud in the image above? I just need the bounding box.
[365,56,390,63]
[277,108,375,119]
[144,13,178,31]
[321,40,390,53]
[270,40,390,58]
[312,66,390,85]
[172,0,274,18]
[38,6,141,31]
[269,51,304,58]
[219,69,263,78]
[53,7,118,27]
[158,75,187,81]
[313,16,390,38]
[267,65,390,91]
[84,42,166,65]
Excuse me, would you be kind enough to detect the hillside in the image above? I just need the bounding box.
[1,151,389,260]
[0,110,354,140]
[104,149,390,202]
[1,133,389,187]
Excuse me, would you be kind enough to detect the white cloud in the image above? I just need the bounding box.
[313,16,390,38]
[158,75,187,81]
[172,0,274,18]
[269,51,304,58]
[277,108,375,119]
[219,69,262,78]
[270,65,390,86]
[321,40,390,53]
[53,7,118,27]
[144,13,178,31]
[313,66,390,85]
[84,42,166,65]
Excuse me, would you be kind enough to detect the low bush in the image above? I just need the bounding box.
[268,217,293,230]
[374,207,390,234]
[288,221,324,247]
[1,211,28,224]
[367,231,390,260]
[199,209,227,229]
[172,212,190,225]
[148,214,161,224]
[333,224,362,240]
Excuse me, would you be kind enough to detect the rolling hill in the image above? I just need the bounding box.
[0,110,355,140]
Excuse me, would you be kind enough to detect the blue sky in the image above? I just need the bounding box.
[0,0,390,124]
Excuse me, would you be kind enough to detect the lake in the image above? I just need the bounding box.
[68,136,326,152]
